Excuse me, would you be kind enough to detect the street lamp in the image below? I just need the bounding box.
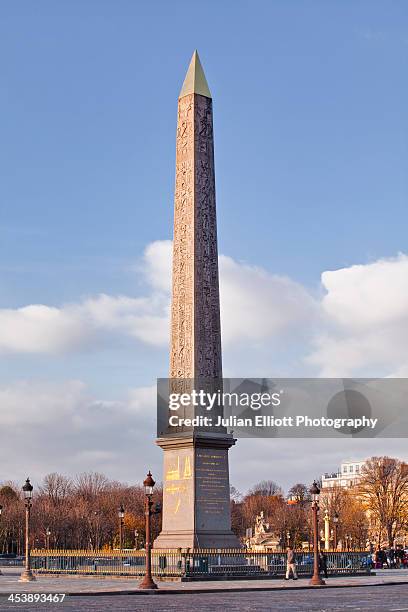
[309,481,325,586]
[92,510,99,551]
[118,504,125,551]
[134,529,139,550]
[19,478,36,582]
[333,512,339,551]
[324,511,330,551]
[139,471,161,590]
[45,528,51,549]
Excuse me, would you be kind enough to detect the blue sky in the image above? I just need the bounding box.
[1,1,407,491]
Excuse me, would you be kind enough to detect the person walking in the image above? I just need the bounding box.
[384,548,393,568]
[319,551,328,579]
[388,548,396,568]
[378,548,387,568]
[285,546,298,580]
[395,546,404,568]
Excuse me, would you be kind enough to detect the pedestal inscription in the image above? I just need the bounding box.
[195,449,230,528]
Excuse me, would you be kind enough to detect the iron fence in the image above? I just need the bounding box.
[30,549,372,578]
[0,557,24,567]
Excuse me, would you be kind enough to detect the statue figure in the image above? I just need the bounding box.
[254,511,269,535]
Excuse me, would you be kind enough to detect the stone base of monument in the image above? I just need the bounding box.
[154,433,241,551]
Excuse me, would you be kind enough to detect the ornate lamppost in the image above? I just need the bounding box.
[309,481,325,586]
[134,529,139,550]
[324,511,330,551]
[45,528,51,550]
[333,512,339,551]
[118,504,125,551]
[19,478,36,582]
[139,471,161,590]
[44,527,51,571]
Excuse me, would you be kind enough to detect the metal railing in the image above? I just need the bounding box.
[30,549,372,578]
[0,557,24,567]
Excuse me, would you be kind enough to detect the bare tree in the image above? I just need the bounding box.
[0,473,162,552]
[230,486,242,503]
[74,472,109,501]
[248,480,283,497]
[0,483,23,554]
[39,473,73,505]
[358,456,408,547]
[288,483,309,502]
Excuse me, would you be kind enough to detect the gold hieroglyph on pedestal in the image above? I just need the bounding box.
[164,453,193,517]
[154,51,240,550]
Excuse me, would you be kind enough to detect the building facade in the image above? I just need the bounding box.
[322,460,366,490]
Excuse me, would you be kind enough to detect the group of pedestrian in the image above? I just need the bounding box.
[284,544,408,582]
[374,547,407,569]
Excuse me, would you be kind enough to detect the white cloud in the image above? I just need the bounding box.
[1,242,408,380]
[0,380,87,426]
[0,241,317,356]
[127,385,157,415]
[308,254,408,376]
[0,380,159,485]
[321,254,408,331]
[0,295,169,354]
[219,255,316,346]
[83,293,169,347]
[142,240,172,292]
[0,241,173,355]
[0,305,94,354]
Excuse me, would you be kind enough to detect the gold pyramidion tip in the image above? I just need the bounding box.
[179,50,212,99]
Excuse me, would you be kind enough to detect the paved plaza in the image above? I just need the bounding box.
[0,584,407,611]
[0,568,407,610]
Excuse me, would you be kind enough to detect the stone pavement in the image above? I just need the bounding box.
[0,568,407,595]
[0,584,408,612]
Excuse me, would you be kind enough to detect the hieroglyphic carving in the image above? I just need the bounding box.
[194,95,222,379]
[170,94,195,379]
[170,93,222,381]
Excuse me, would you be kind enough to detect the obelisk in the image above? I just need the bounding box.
[154,51,240,549]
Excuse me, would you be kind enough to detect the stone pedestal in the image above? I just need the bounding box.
[154,433,240,549]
